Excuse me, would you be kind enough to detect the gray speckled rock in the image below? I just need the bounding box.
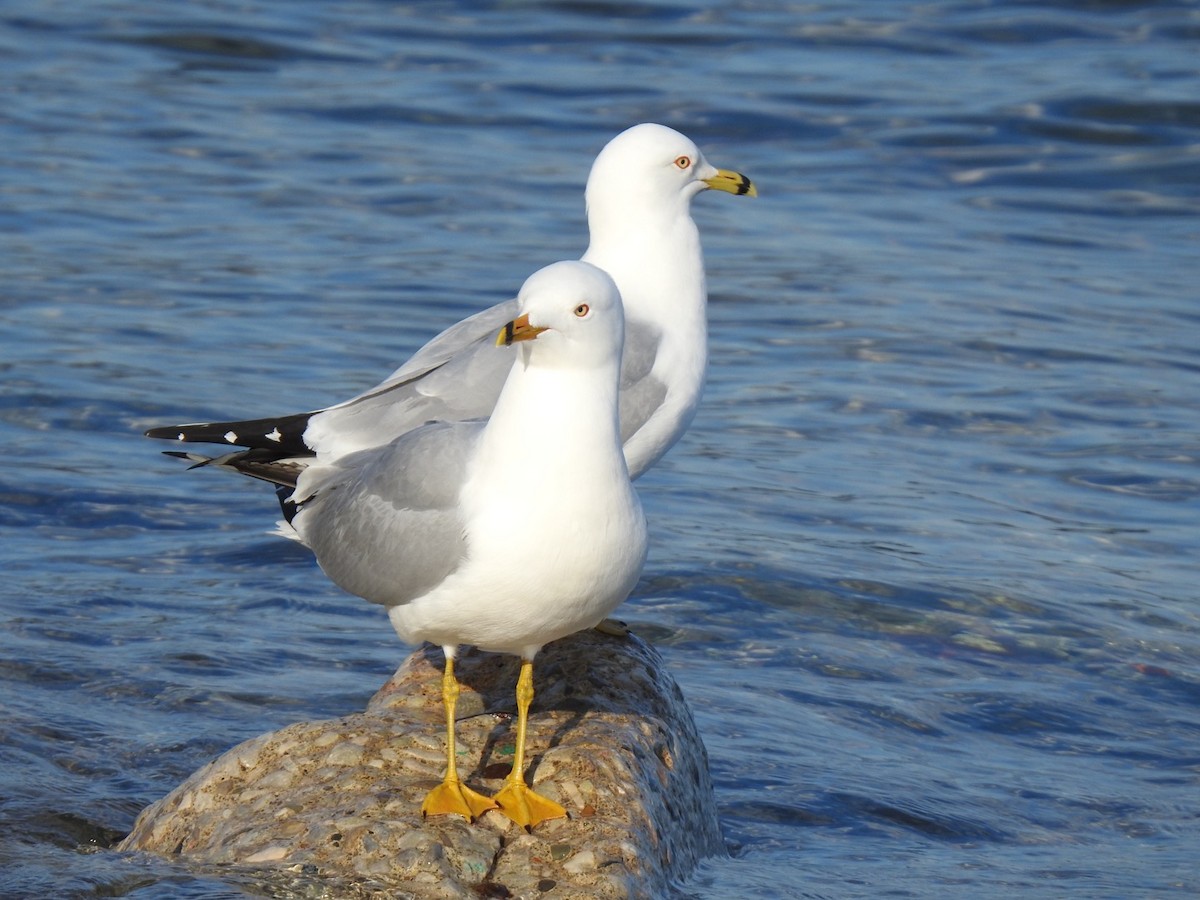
[118,630,724,898]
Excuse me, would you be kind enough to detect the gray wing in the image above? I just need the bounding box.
[303,299,521,457]
[147,298,678,486]
[292,420,483,608]
[145,298,521,459]
[376,297,521,386]
[617,318,668,445]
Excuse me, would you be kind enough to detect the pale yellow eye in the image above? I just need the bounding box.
[674,155,691,170]
[574,303,590,317]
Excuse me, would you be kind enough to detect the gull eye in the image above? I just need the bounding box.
[574,303,590,317]
[674,155,691,170]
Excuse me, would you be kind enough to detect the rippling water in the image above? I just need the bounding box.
[2,2,1198,897]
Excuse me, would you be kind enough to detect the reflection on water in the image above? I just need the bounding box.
[2,1,1198,897]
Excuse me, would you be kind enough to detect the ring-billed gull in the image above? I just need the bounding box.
[146,123,755,494]
[290,261,647,828]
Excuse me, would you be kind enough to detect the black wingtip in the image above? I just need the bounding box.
[159,450,210,470]
[142,411,316,454]
[275,485,298,523]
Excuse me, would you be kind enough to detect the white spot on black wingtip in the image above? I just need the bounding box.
[224,431,238,443]
[176,433,186,441]
[266,428,282,443]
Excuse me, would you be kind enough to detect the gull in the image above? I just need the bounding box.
[289,261,648,829]
[145,123,755,495]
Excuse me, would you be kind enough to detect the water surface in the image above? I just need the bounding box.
[2,2,1198,897]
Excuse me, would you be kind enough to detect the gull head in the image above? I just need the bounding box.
[497,260,625,369]
[585,123,756,223]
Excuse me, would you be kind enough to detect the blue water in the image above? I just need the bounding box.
[2,2,1198,897]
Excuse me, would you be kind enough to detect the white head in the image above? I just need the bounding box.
[497,260,625,370]
[584,123,756,227]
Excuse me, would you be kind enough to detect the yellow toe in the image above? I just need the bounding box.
[493,780,567,831]
[421,778,499,822]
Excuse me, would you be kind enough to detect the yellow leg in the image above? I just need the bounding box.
[421,654,498,822]
[492,659,568,830]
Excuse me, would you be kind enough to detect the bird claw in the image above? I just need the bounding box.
[492,780,568,831]
[421,778,499,822]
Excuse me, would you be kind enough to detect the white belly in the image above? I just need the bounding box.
[388,496,646,658]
